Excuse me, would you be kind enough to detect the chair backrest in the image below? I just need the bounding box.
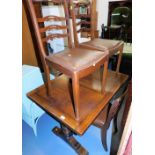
[111,6,132,27]
[70,0,95,47]
[101,85,129,151]
[26,0,73,68]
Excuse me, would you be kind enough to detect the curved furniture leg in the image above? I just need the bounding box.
[113,111,118,134]
[101,86,129,151]
[101,99,121,151]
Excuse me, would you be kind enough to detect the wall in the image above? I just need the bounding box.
[22,3,39,67]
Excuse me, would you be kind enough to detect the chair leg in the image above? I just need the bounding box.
[121,81,132,128]
[101,59,109,96]
[116,45,123,73]
[113,111,118,134]
[44,64,52,97]
[101,99,121,151]
[72,75,80,120]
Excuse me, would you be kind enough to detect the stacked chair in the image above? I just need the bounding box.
[69,0,124,73]
[25,0,129,154]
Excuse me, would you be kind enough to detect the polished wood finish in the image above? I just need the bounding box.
[26,0,73,97]
[70,0,93,43]
[26,0,109,121]
[26,1,128,153]
[102,60,108,96]
[45,47,109,120]
[72,73,80,120]
[101,85,128,151]
[92,79,129,151]
[70,0,97,39]
[27,70,128,135]
[33,0,64,3]
[37,15,67,22]
[93,104,108,128]
[39,25,67,32]
[121,80,132,128]
[116,43,123,72]
[70,0,124,73]
[53,125,88,155]
[42,33,69,42]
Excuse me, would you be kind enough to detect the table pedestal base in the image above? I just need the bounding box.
[52,125,88,155]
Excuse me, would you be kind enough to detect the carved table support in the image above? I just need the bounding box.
[52,124,89,155]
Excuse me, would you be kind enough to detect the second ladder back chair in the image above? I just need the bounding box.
[70,0,124,73]
[26,0,109,121]
[71,0,94,39]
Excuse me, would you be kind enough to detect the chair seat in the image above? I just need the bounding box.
[80,38,123,56]
[46,47,108,73]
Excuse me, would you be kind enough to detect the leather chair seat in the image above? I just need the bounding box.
[80,38,123,57]
[46,47,108,73]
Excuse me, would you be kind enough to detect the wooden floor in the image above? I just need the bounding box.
[27,70,128,135]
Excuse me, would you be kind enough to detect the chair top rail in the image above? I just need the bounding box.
[37,15,67,23]
[39,25,68,33]
[33,0,63,4]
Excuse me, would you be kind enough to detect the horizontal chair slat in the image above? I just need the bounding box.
[39,25,68,33]
[77,28,90,33]
[37,15,66,22]
[42,33,68,42]
[76,14,91,18]
[76,21,91,26]
[74,2,90,7]
[33,0,63,4]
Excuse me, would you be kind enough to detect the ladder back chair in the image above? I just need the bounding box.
[26,0,73,96]
[72,1,94,39]
[26,0,109,121]
[70,0,124,72]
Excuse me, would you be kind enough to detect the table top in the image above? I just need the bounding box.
[27,69,128,135]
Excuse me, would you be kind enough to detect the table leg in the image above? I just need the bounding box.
[52,125,89,155]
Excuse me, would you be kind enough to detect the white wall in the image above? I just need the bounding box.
[97,0,124,34]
